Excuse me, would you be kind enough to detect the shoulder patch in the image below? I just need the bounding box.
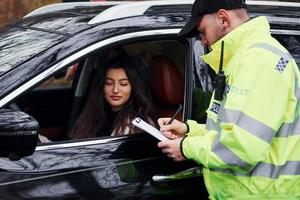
[275,57,289,73]
[210,102,220,114]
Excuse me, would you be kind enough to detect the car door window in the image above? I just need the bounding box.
[6,38,187,143]
[191,38,214,123]
[38,63,78,89]
[123,40,186,119]
[10,62,82,142]
[67,39,187,140]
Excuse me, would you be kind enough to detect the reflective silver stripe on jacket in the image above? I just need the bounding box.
[251,43,293,62]
[219,107,275,143]
[206,108,275,143]
[209,107,274,168]
[250,43,300,138]
[276,60,300,137]
[212,133,251,169]
[205,118,220,132]
[296,73,300,100]
[207,107,300,139]
[207,43,299,168]
[277,117,300,137]
[211,161,300,179]
[206,43,299,138]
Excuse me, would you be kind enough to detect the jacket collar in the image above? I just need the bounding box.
[201,16,270,73]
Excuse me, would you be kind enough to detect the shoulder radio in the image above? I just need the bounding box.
[214,41,226,101]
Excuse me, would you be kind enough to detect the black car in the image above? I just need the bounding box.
[0,1,299,199]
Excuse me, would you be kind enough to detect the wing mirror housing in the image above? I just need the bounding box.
[0,109,39,160]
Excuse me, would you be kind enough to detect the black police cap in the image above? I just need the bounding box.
[178,0,247,38]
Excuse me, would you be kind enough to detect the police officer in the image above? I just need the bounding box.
[157,0,300,199]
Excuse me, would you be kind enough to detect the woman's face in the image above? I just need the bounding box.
[104,68,132,111]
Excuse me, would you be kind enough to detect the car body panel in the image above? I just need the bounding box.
[0,135,204,199]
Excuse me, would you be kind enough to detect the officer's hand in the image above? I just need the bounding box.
[158,139,185,162]
[157,118,187,139]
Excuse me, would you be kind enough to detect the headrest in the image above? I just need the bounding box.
[149,55,184,105]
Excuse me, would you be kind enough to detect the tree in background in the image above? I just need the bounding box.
[0,0,61,26]
[0,0,145,26]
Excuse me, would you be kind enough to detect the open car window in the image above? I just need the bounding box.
[67,39,187,140]
[7,38,188,143]
[37,63,79,89]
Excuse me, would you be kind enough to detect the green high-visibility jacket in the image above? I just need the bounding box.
[182,16,300,199]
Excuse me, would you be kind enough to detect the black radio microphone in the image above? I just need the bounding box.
[214,41,226,101]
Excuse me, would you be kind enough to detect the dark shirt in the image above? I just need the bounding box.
[98,110,119,137]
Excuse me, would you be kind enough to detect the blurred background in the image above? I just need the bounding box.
[0,0,299,27]
[0,0,139,26]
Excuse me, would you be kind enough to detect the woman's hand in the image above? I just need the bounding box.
[157,118,187,139]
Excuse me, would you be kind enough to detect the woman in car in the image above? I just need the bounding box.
[69,56,156,139]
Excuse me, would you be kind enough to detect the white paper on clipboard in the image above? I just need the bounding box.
[132,117,169,141]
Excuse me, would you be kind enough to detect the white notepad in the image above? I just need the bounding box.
[132,117,170,141]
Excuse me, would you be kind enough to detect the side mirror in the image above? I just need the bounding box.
[0,109,39,160]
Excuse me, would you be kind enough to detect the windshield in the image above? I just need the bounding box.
[0,27,66,76]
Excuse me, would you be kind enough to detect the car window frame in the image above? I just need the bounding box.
[0,29,181,109]
[2,28,193,149]
[70,37,191,140]
[63,34,192,142]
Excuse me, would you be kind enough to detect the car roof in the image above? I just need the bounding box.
[23,1,193,19]
[23,1,131,18]
[18,1,193,36]
[16,0,300,36]
[24,0,300,20]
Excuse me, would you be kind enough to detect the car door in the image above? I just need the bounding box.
[0,135,206,200]
[0,29,209,199]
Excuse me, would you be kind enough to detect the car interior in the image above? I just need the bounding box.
[12,39,187,142]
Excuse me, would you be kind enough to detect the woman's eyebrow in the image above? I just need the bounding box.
[118,78,129,81]
[105,77,128,81]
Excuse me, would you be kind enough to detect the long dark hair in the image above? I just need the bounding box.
[69,56,155,139]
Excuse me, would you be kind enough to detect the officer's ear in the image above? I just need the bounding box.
[217,9,230,29]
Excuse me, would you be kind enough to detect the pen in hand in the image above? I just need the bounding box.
[167,104,183,125]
